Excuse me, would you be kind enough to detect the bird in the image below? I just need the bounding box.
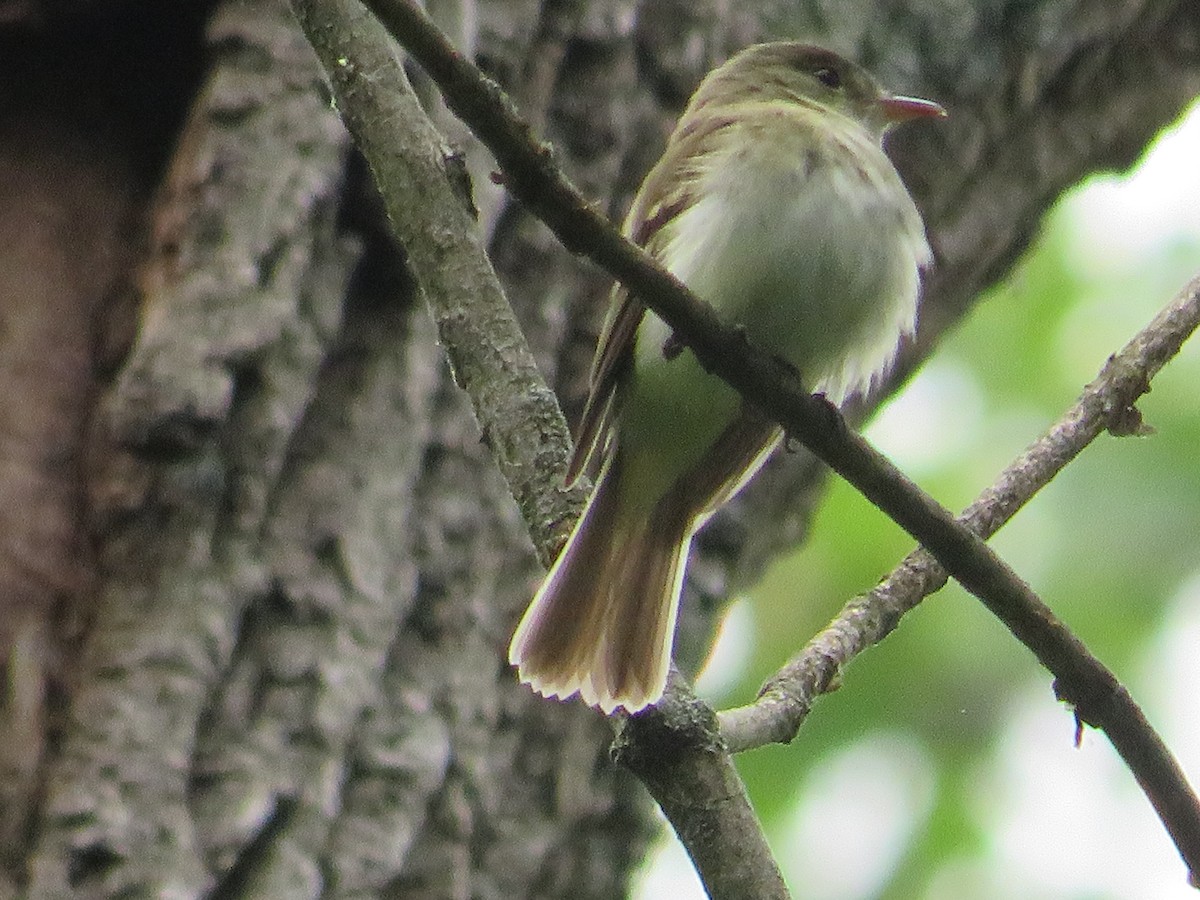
[508,42,944,714]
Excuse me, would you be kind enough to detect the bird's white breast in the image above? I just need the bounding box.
[651,107,929,403]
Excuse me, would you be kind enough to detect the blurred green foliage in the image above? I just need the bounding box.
[721,174,1200,896]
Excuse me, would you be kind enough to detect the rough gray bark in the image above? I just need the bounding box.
[0,0,1197,897]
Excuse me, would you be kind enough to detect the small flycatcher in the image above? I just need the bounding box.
[509,42,945,713]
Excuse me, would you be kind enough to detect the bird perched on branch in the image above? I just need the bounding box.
[509,42,945,714]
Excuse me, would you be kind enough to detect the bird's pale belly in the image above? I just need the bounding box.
[614,172,914,515]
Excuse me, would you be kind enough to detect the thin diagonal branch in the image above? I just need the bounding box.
[719,276,1200,874]
[289,0,583,569]
[354,0,1200,878]
[721,273,1200,750]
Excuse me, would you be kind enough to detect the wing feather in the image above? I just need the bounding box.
[566,112,739,483]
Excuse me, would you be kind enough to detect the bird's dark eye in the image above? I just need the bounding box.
[814,67,841,89]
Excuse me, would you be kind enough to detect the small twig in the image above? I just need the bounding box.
[350,1,1200,879]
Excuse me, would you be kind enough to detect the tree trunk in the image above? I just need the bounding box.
[0,0,1196,896]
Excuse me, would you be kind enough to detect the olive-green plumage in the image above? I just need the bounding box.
[509,43,944,713]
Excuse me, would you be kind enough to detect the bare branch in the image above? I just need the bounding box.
[289,0,583,567]
[719,276,1200,874]
[722,273,1200,747]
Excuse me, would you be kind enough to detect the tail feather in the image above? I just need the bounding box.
[510,409,779,713]
[508,457,692,714]
[508,457,625,695]
[593,497,691,710]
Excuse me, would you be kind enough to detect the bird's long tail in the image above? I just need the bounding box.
[508,454,691,714]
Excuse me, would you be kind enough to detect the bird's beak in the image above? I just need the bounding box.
[880,94,947,122]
